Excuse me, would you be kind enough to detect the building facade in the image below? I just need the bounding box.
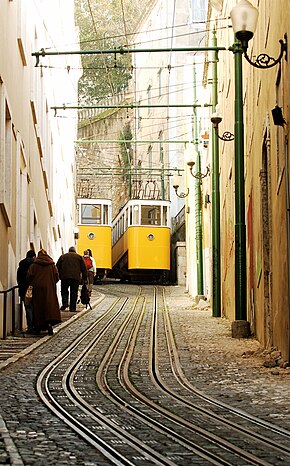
[206,0,290,361]
[77,88,134,219]
[133,0,211,296]
[0,0,80,336]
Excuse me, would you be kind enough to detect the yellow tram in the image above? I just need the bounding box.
[111,199,171,282]
[76,198,112,280]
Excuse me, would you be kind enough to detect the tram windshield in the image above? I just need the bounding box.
[141,205,161,225]
[81,204,101,224]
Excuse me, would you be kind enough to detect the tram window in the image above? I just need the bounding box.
[129,206,133,226]
[125,208,128,230]
[141,206,161,225]
[133,205,139,225]
[81,204,101,224]
[162,206,168,226]
[103,205,108,224]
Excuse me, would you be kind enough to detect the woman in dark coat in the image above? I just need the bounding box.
[27,249,61,335]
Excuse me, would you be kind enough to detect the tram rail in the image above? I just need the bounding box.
[35,285,290,465]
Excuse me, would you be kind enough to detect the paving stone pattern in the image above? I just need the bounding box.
[0,285,290,464]
[165,286,290,431]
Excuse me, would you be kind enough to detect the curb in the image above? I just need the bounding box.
[0,293,105,372]
[0,415,24,466]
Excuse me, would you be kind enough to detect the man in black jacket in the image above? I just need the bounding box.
[17,250,36,333]
[56,246,87,312]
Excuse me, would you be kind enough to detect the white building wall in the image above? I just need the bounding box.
[133,0,194,209]
[0,0,80,335]
[132,0,211,296]
[0,0,80,263]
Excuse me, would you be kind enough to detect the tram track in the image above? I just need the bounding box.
[37,290,181,465]
[109,287,288,465]
[35,285,290,465]
[160,287,290,441]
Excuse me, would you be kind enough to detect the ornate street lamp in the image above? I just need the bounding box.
[172,155,210,198]
[211,109,235,142]
[172,174,189,198]
[186,153,210,180]
[230,0,287,69]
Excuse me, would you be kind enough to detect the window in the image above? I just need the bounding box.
[147,85,152,115]
[103,204,108,224]
[137,99,141,129]
[157,69,162,98]
[148,145,152,176]
[81,204,101,224]
[125,207,128,230]
[133,205,139,224]
[0,90,13,226]
[162,206,168,226]
[141,205,161,225]
[191,0,206,24]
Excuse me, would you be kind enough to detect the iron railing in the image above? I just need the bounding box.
[0,285,21,340]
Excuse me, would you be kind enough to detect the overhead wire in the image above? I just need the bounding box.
[76,19,231,49]
[74,2,211,181]
[41,22,231,53]
[76,117,195,142]
[120,0,130,47]
[86,0,115,95]
[41,15,230,51]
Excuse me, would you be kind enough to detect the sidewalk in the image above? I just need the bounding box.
[165,285,290,422]
[0,291,104,371]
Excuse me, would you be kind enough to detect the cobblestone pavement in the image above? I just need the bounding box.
[165,286,290,431]
[0,284,290,464]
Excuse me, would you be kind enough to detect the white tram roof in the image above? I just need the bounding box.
[124,199,170,207]
[77,198,112,205]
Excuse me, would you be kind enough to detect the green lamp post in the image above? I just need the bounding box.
[229,0,287,337]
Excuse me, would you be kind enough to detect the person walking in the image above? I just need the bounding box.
[56,246,87,312]
[83,249,96,295]
[27,249,61,335]
[17,250,36,333]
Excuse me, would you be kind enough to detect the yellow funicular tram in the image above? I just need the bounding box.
[111,199,171,283]
[76,198,112,280]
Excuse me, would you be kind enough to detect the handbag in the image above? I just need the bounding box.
[24,285,33,305]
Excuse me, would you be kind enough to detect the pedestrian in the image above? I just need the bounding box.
[27,249,61,335]
[83,249,96,295]
[56,246,88,312]
[17,250,36,334]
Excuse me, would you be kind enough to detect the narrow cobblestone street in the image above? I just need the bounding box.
[0,284,290,465]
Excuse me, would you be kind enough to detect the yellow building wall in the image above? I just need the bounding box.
[212,1,290,360]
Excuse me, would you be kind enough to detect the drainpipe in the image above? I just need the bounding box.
[193,63,204,296]
[211,29,221,317]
